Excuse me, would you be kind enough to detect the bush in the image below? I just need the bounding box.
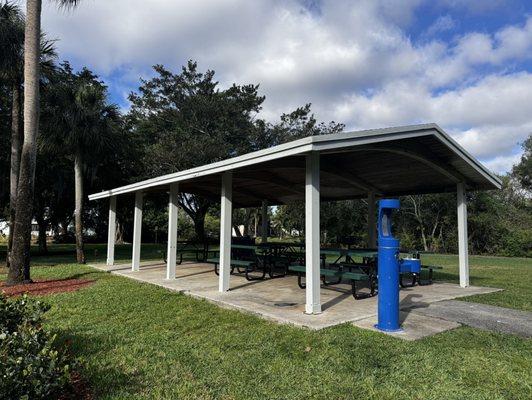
[0,294,75,399]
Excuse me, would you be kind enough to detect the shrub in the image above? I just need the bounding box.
[0,293,75,400]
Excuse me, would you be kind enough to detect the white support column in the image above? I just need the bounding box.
[457,182,469,287]
[219,172,233,292]
[305,152,321,314]
[131,191,143,271]
[367,192,376,249]
[261,200,268,244]
[166,183,179,280]
[106,196,117,266]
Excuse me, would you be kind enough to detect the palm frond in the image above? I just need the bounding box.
[54,0,81,10]
[0,1,24,78]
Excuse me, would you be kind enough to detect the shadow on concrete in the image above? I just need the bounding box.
[175,270,212,279]
[399,293,430,324]
[321,290,352,311]
[230,277,270,291]
[138,264,165,271]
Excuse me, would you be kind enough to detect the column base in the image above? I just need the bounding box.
[305,304,322,315]
[375,324,403,333]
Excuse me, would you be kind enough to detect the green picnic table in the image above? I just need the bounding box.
[288,265,376,299]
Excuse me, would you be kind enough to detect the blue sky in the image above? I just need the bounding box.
[40,0,532,173]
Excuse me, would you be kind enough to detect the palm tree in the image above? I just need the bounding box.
[1,1,56,274]
[41,65,120,263]
[1,2,24,272]
[7,0,79,285]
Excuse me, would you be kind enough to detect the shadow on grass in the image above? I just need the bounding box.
[53,329,145,398]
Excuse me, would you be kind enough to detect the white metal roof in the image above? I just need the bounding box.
[88,123,501,203]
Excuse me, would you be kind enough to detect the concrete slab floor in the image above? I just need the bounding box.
[90,261,502,331]
[353,312,461,341]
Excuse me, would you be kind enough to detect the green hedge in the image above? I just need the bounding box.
[0,294,76,399]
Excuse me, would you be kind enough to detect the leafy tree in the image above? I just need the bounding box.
[321,200,367,245]
[128,62,344,240]
[512,134,531,192]
[273,202,305,239]
[398,194,455,252]
[128,61,265,239]
[252,103,343,150]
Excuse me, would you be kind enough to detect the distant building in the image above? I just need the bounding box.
[0,219,54,238]
[0,220,8,237]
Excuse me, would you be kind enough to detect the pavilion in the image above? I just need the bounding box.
[88,123,501,315]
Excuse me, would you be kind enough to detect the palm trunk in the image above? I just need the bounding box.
[36,213,48,255]
[116,221,124,244]
[6,82,22,269]
[243,209,251,236]
[8,0,42,285]
[74,149,85,263]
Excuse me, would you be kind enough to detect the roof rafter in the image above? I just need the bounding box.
[238,174,304,196]
[320,165,383,195]
[355,146,465,183]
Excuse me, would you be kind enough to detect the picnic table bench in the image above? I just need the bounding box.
[288,265,376,299]
[419,265,442,285]
[206,257,265,281]
[233,244,291,278]
[320,248,378,266]
[163,241,216,264]
[331,258,441,288]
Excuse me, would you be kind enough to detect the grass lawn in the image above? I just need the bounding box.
[1,244,531,399]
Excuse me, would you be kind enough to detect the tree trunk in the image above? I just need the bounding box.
[116,221,124,244]
[193,211,206,241]
[6,82,22,269]
[36,213,48,255]
[60,219,69,235]
[8,0,42,285]
[74,150,85,263]
[243,208,251,236]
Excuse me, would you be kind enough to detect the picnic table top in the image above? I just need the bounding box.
[215,244,418,260]
[320,248,377,258]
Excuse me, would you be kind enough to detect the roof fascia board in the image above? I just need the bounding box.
[89,142,314,200]
[309,123,438,144]
[89,123,501,200]
[312,129,433,152]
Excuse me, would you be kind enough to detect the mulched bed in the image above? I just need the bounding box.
[0,278,95,297]
[59,371,94,400]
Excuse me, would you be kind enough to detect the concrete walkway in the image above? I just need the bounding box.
[411,300,532,338]
[90,261,502,335]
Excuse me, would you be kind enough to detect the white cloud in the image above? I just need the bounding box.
[484,153,522,174]
[426,15,456,36]
[40,0,532,172]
